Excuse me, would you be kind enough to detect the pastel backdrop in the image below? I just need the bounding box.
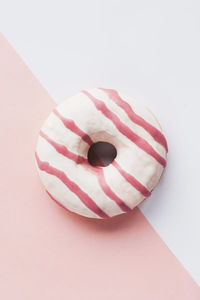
[0,34,199,300]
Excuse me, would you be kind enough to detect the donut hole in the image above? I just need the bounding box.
[87,142,117,167]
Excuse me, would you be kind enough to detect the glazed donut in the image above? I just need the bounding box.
[35,88,167,219]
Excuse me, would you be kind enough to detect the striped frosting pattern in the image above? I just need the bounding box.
[36,88,167,218]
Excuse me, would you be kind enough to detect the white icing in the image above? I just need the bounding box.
[36,88,167,218]
[37,136,123,217]
[91,88,166,158]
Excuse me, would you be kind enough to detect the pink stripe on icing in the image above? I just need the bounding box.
[82,90,166,168]
[95,169,132,213]
[40,131,131,213]
[100,88,168,152]
[40,131,87,164]
[35,152,109,219]
[53,109,93,146]
[112,161,151,197]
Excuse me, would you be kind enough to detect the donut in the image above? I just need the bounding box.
[35,88,168,219]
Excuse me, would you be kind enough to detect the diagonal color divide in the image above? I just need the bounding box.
[0,34,199,299]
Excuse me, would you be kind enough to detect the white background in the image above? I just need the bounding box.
[0,0,200,285]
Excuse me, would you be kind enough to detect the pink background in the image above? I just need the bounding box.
[0,34,199,299]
